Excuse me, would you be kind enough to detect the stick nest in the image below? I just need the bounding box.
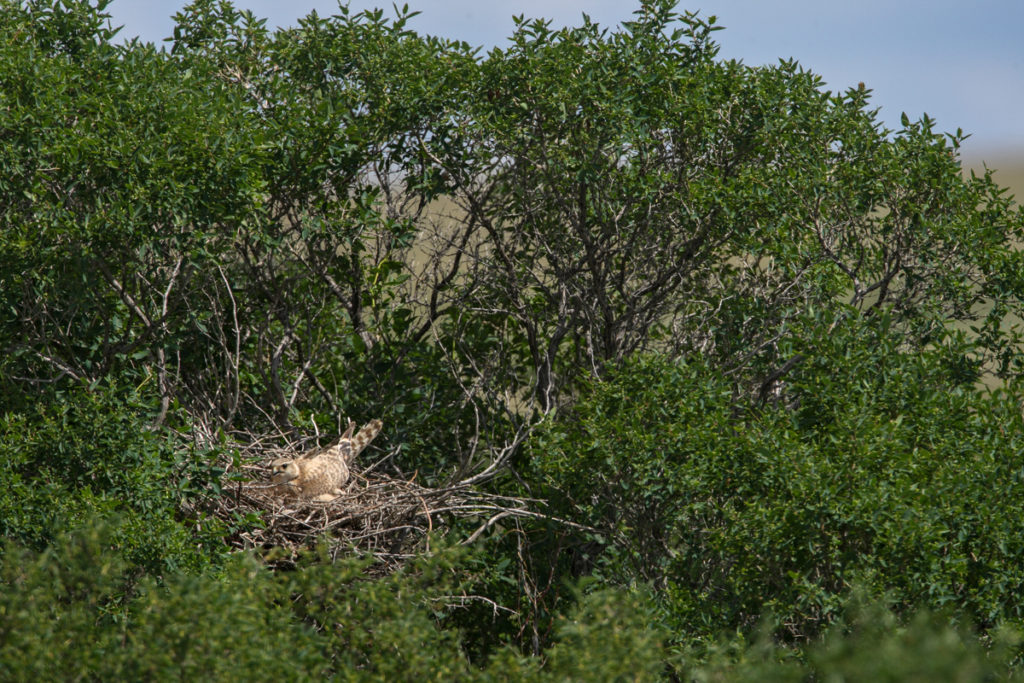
[203,432,534,570]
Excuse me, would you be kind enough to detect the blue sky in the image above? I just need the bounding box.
[106,1,1023,160]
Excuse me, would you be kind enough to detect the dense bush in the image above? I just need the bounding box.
[688,599,1024,682]
[0,381,226,574]
[0,522,673,681]
[529,318,1024,646]
[4,523,1018,680]
[2,0,1024,677]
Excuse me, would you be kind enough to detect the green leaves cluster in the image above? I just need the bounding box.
[0,380,227,575]
[0,521,668,681]
[530,320,1024,647]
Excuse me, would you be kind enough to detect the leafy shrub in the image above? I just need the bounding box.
[0,522,673,681]
[3,0,1024,678]
[0,381,226,575]
[541,586,667,681]
[689,598,1024,682]
[530,317,1024,644]
[0,520,330,681]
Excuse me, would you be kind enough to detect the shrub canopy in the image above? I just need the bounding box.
[2,0,1024,676]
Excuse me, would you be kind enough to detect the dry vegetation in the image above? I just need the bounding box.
[965,152,1024,203]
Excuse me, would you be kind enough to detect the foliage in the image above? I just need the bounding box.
[0,0,486,478]
[2,0,1024,677]
[0,380,226,574]
[438,2,1024,413]
[2,523,1018,680]
[529,333,1024,646]
[0,522,670,681]
[542,586,667,681]
[688,599,1024,682]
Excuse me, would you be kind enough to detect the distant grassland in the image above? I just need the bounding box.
[960,152,1024,389]
[964,153,1024,205]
